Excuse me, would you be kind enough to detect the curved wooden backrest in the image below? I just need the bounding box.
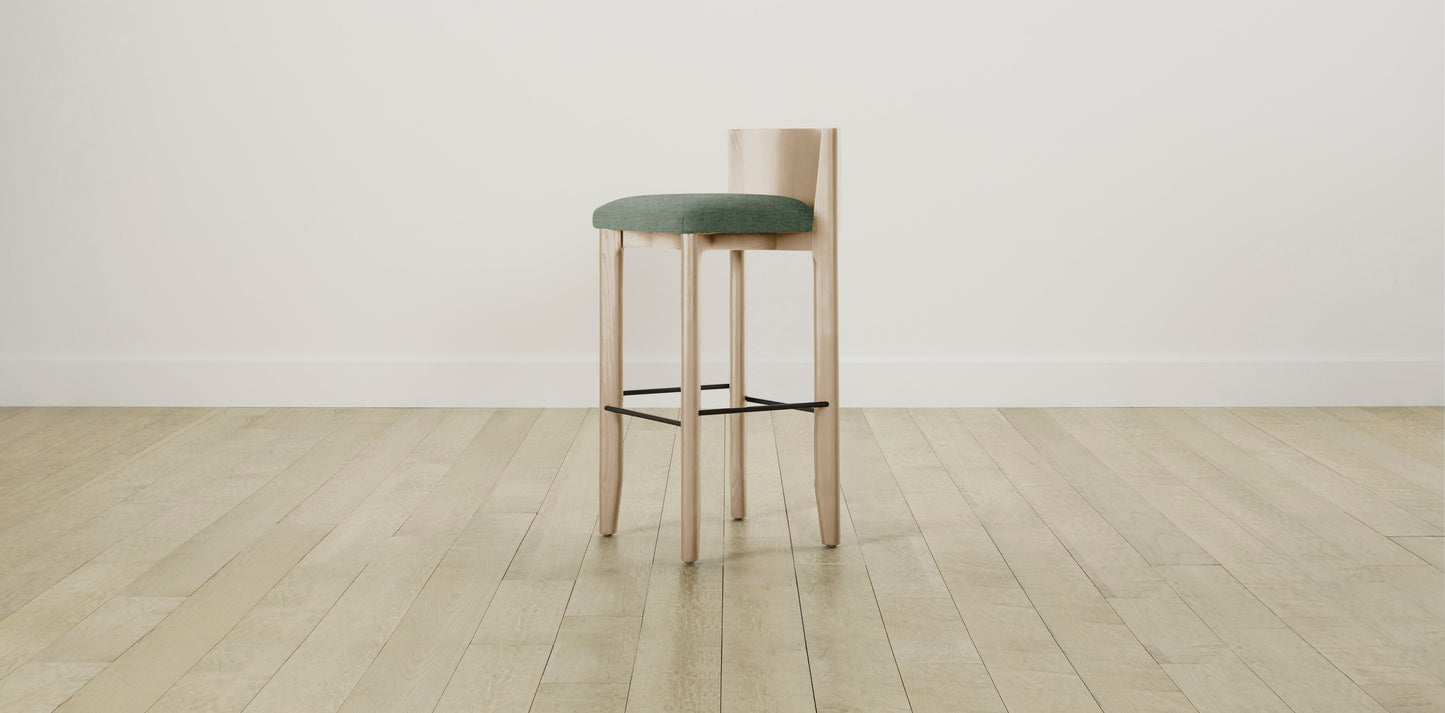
[728,129,837,244]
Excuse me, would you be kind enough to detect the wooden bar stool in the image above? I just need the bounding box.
[594,128,839,564]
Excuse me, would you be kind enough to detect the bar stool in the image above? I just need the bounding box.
[593,128,838,564]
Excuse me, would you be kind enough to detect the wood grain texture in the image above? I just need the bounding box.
[0,409,158,493]
[568,414,671,618]
[627,415,724,712]
[1272,408,1442,496]
[954,408,1197,713]
[890,408,1102,712]
[0,408,322,677]
[1183,407,1439,537]
[336,513,532,713]
[721,413,814,713]
[473,408,584,516]
[1158,565,1392,713]
[0,662,106,713]
[54,523,331,713]
[1229,408,1443,528]
[0,409,214,530]
[241,533,455,713]
[1392,536,1444,571]
[729,248,746,521]
[600,228,624,537]
[542,616,640,684]
[533,683,630,713]
[147,560,366,713]
[0,407,1439,713]
[121,412,398,598]
[777,410,910,713]
[621,231,813,252]
[680,233,702,564]
[811,129,840,548]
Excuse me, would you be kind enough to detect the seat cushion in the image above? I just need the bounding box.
[592,193,813,234]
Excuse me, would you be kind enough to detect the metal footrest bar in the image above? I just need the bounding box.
[603,406,682,427]
[623,383,730,396]
[605,400,829,426]
[700,401,829,417]
[743,396,817,413]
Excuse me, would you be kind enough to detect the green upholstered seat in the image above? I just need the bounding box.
[592,193,813,234]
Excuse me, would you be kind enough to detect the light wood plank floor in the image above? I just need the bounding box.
[0,407,1441,713]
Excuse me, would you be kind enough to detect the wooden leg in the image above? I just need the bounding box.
[814,236,840,547]
[728,249,746,520]
[599,229,623,536]
[680,234,702,563]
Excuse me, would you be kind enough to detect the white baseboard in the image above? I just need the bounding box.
[1,357,1439,407]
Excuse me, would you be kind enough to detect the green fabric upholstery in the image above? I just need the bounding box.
[592,193,813,234]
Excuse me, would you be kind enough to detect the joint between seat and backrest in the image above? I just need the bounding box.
[728,128,836,252]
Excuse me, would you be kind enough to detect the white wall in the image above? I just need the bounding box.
[1,1,1440,407]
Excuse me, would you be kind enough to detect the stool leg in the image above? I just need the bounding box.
[680,234,702,563]
[599,229,623,536]
[814,237,840,547]
[728,249,746,520]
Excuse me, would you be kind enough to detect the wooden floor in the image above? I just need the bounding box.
[0,407,1441,713]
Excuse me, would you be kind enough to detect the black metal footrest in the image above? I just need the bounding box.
[742,396,818,413]
[605,385,829,428]
[603,406,682,427]
[700,400,829,416]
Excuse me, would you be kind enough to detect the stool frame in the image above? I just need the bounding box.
[599,128,838,564]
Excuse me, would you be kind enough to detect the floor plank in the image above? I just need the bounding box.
[54,523,332,713]
[1143,408,1423,565]
[1392,536,1444,571]
[778,409,912,713]
[567,414,671,618]
[0,409,214,527]
[954,408,1197,713]
[1099,409,1445,678]
[0,408,273,578]
[0,408,71,450]
[1183,407,1439,537]
[1229,408,1443,527]
[1054,408,1445,713]
[239,532,455,713]
[146,560,367,713]
[623,414,723,713]
[0,408,327,676]
[337,512,533,713]
[1271,408,1443,496]
[0,662,107,713]
[430,410,611,713]
[1001,408,1215,568]
[904,408,1109,712]
[122,410,400,598]
[721,413,815,713]
[1158,565,1391,713]
[0,409,142,486]
[532,683,630,713]
[1324,408,1445,470]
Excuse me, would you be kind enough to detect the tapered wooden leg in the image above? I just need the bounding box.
[813,236,840,547]
[728,249,746,520]
[680,234,702,563]
[599,229,623,536]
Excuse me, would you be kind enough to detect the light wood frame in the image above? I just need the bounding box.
[600,128,838,563]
